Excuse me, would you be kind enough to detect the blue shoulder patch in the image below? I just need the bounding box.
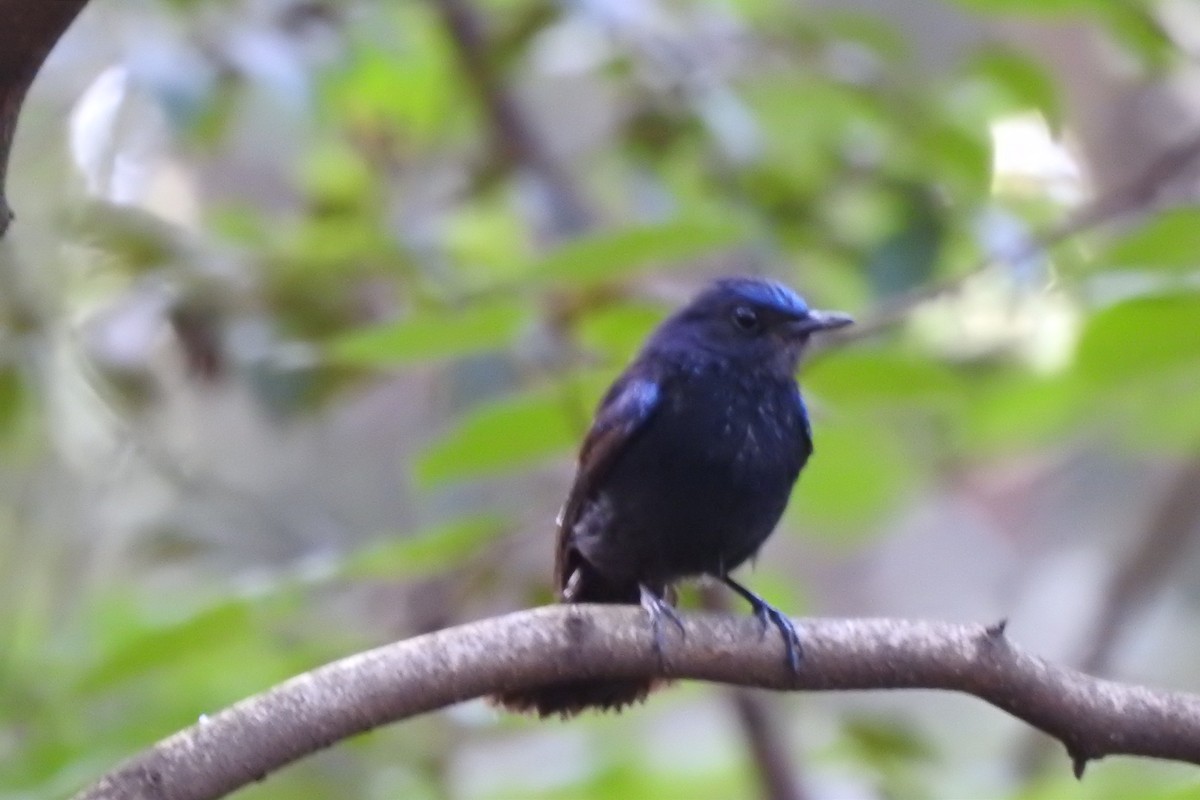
[611,377,660,422]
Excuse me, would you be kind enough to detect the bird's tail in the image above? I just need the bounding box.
[490,566,663,718]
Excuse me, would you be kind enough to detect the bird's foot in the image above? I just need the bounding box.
[639,584,685,665]
[721,575,803,673]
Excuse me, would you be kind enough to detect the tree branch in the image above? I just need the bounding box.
[701,583,809,800]
[75,607,1200,800]
[1080,457,1200,676]
[432,4,808,794]
[0,0,91,238]
[727,688,809,800]
[820,126,1200,349]
[1017,456,1200,776]
[431,0,594,236]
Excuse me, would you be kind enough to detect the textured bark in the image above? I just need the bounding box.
[75,607,1200,800]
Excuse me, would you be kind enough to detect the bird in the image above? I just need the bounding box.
[493,276,852,717]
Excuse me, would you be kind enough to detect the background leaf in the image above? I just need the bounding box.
[531,219,745,285]
[416,375,609,485]
[1101,207,1200,271]
[327,300,529,365]
[343,516,509,579]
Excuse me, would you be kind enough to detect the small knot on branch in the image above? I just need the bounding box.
[983,618,1009,641]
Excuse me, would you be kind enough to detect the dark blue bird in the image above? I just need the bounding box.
[495,276,852,716]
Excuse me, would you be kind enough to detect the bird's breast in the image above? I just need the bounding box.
[623,369,806,527]
[577,367,813,582]
[666,369,810,472]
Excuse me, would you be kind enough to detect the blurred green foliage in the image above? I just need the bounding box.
[4,0,1200,797]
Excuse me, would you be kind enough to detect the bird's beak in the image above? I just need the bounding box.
[787,309,854,337]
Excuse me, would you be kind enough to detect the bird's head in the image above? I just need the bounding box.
[652,277,853,373]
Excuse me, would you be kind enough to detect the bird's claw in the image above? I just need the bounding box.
[640,584,684,665]
[762,603,803,673]
[722,575,803,674]
[752,603,771,636]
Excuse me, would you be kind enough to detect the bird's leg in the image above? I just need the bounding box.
[720,575,802,673]
[639,583,685,665]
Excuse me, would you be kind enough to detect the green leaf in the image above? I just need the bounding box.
[791,413,915,534]
[324,11,460,144]
[272,216,395,276]
[842,716,937,767]
[1102,207,1200,271]
[747,78,877,193]
[531,219,745,285]
[917,121,991,197]
[822,11,911,63]
[1115,369,1200,450]
[416,374,610,485]
[804,347,963,412]
[969,48,1061,126]
[343,516,509,579]
[864,208,945,298]
[489,759,756,800]
[76,601,254,693]
[1099,4,1176,72]
[953,3,1172,69]
[444,200,531,284]
[1076,292,1200,385]
[576,301,666,364]
[1017,761,1200,800]
[299,142,374,211]
[65,200,187,272]
[963,370,1083,454]
[1067,291,1200,449]
[326,300,528,365]
[0,365,23,438]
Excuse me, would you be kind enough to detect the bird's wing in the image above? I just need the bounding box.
[553,369,662,596]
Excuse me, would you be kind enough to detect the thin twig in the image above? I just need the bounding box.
[75,607,1200,800]
[817,127,1200,350]
[1078,458,1200,676]
[431,0,593,236]
[1017,456,1200,775]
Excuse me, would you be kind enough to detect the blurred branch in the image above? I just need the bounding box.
[75,608,1200,800]
[0,0,91,238]
[431,0,593,236]
[701,584,809,800]
[1078,458,1200,675]
[728,689,809,800]
[822,126,1200,348]
[1018,456,1200,775]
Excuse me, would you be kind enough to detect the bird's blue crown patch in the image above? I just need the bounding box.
[715,277,809,316]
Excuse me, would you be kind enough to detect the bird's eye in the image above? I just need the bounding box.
[732,306,759,332]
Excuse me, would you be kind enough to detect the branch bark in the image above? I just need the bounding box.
[0,0,91,238]
[432,3,807,794]
[75,607,1200,800]
[701,584,809,800]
